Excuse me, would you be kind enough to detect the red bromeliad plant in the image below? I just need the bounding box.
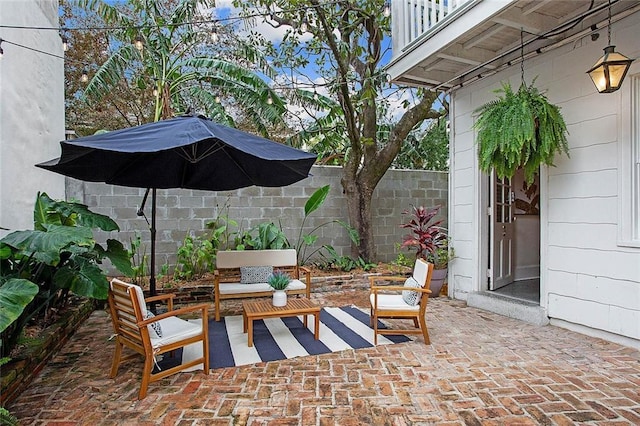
[400,205,448,263]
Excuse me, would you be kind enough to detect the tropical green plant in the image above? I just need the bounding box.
[126,231,148,286]
[0,192,132,354]
[244,222,291,250]
[267,270,291,291]
[204,199,244,251]
[173,233,215,281]
[400,205,450,268]
[314,246,377,272]
[294,185,359,265]
[474,80,570,184]
[75,0,287,129]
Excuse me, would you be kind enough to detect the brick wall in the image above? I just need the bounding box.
[67,165,448,272]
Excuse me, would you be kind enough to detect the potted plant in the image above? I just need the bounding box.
[400,205,452,297]
[474,79,570,184]
[268,270,291,306]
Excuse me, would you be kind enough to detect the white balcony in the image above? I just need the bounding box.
[387,0,637,90]
[391,0,475,53]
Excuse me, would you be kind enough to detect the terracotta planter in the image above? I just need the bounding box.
[429,268,448,298]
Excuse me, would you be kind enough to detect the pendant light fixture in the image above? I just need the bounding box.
[586,0,634,93]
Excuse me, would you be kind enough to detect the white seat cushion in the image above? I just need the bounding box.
[370,294,420,311]
[219,279,306,295]
[150,316,203,349]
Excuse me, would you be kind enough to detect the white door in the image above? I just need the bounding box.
[490,176,514,290]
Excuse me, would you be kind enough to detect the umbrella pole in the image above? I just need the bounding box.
[150,188,157,302]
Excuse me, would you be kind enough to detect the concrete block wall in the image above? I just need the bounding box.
[67,165,448,271]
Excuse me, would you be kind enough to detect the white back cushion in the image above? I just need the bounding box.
[216,249,297,268]
[111,278,147,317]
[412,259,430,287]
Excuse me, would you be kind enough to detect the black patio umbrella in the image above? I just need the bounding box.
[37,114,316,297]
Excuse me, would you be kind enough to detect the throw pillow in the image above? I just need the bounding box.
[240,265,274,284]
[401,276,422,306]
[144,312,163,338]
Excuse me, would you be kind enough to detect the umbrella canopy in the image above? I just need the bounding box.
[37,114,316,299]
[37,115,316,190]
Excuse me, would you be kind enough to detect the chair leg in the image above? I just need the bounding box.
[370,307,374,327]
[139,353,154,400]
[110,339,123,378]
[419,315,430,345]
[413,318,419,328]
[373,313,378,345]
[203,339,210,374]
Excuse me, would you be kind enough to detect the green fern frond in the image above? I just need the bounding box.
[473,80,569,183]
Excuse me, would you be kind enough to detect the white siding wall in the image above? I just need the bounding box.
[449,12,640,342]
[0,1,65,236]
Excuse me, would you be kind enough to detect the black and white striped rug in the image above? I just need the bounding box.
[157,306,412,371]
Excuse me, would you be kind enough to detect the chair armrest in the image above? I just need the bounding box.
[145,293,176,311]
[299,266,311,297]
[371,285,432,294]
[369,275,408,288]
[138,303,209,326]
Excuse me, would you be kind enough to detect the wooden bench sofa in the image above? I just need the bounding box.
[213,249,311,321]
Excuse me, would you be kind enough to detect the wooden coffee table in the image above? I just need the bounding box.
[242,298,321,347]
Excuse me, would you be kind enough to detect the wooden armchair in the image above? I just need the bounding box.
[369,259,434,345]
[107,278,210,399]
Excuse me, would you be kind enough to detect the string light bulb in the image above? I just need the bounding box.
[267,95,273,105]
[0,39,4,59]
[134,34,144,51]
[214,95,221,103]
[62,36,69,52]
[210,28,219,43]
[152,88,158,97]
[383,2,391,17]
[80,68,89,83]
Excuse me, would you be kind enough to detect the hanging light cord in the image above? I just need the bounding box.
[607,0,612,45]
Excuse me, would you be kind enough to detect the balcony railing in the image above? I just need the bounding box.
[392,0,474,53]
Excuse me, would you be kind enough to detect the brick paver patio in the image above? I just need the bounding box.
[7,287,640,425]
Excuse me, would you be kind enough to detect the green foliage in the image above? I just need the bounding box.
[0,192,132,354]
[173,234,215,281]
[0,279,39,335]
[313,246,376,272]
[243,222,290,250]
[125,232,148,286]
[393,117,449,171]
[294,186,359,265]
[205,199,242,251]
[72,0,288,130]
[392,243,414,268]
[474,80,569,184]
[267,270,291,290]
[0,406,18,426]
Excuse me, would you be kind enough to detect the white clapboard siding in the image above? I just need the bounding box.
[547,246,639,282]
[547,270,640,310]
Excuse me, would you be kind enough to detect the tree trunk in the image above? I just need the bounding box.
[342,173,376,260]
[341,91,441,262]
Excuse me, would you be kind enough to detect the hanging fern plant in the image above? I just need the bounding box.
[474,79,570,184]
